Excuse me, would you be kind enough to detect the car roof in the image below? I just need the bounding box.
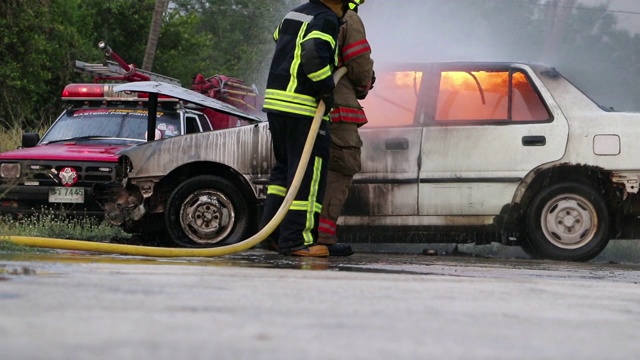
[375,61,555,73]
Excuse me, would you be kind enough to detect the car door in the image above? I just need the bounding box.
[417,64,569,220]
[340,69,423,224]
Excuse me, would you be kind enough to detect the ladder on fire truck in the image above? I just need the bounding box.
[74,60,182,86]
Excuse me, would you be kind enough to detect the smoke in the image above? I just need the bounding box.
[359,0,640,112]
[360,0,540,63]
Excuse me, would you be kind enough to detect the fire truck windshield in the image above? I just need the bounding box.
[41,108,182,144]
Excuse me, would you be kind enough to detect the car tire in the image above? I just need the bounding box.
[165,175,250,248]
[524,182,610,261]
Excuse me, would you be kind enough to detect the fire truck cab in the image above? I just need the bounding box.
[0,81,261,218]
[0,41,262,218]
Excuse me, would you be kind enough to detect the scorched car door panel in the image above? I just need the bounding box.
[343,127,422,217]
[418,65,569,216]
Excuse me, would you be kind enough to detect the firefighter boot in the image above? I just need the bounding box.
[287,245,330,257]
[327,243,354,257]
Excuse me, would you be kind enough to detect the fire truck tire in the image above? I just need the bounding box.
[524,182,610,261]
[165,175,250,248]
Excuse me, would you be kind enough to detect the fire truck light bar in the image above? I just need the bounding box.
[61,84,177,102]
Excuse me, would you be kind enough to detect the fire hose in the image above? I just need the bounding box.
[5,68,347,257]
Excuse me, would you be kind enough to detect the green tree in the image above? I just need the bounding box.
[166,0,295,85]
[0,0,94,129]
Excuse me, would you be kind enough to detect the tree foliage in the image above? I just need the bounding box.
[0,0,639,130]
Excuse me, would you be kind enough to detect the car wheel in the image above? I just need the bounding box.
[524,182,610,261]
[165,175,250,247]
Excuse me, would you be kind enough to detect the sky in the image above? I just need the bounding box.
[357,0,640,111]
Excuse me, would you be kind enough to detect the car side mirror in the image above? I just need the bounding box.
[21,132,40,148]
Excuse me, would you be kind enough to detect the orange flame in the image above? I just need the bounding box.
[393,71,423,88]
[440,71,529,93]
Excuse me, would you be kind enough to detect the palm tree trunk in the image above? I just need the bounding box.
[142,0,169,71]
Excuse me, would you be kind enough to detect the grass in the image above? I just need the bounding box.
[0,124,49,153]
[0,210,129,253]
[0,125,24,153]
[1,125,130,253]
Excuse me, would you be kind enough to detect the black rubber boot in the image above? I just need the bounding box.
[327,243,354,256]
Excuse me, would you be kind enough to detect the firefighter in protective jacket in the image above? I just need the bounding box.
[318,0,374,256]
[260,0,348,257]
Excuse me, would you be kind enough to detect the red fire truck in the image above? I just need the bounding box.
[0,42,262,218]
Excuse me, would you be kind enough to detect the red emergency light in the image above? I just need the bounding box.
[61,83,178,102]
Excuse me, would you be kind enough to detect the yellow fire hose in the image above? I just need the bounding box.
[5,68,348,257]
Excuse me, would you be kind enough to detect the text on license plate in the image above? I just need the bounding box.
[49,187,85,203]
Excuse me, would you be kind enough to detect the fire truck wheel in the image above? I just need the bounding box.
[524,182,611,261]
[165,175,250,248]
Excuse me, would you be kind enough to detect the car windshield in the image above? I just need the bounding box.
[41,108,182,144]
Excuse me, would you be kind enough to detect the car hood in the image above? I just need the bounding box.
[0,143,128,162]
[113,81,264,123]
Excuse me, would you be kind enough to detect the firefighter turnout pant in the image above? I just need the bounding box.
[260,112,331,254]
[318,122,363,245]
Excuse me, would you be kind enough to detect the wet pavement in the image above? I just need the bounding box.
[1,246,640,359]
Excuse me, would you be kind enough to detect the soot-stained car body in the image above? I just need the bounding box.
[103,62,640,261]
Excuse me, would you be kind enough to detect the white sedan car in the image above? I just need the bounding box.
[100,62,640,261]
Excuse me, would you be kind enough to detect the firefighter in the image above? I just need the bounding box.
[318,0,375,256]
[260,0,352,257]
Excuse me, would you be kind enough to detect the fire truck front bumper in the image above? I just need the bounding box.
[0,185,105,218]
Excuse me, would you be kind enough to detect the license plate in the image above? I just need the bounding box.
[48,187,85,203]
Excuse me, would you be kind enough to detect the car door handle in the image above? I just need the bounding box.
[522,135,546,146]
[385,137,409,151]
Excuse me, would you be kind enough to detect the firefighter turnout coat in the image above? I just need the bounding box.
[318,9,375,246]
[330,9,374,125]
[263,0,341,119]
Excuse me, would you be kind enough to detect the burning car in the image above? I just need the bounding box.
[102,61,640,261]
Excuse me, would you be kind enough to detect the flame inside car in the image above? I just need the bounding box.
[364,69,549,127]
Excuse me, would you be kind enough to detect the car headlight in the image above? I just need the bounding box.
[0,163,21,178]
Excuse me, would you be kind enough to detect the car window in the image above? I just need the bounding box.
[435,70,550,123]
[185,115,201,134]
[363,71,423,127]
[41,108,182,143]
[197,114,213,131]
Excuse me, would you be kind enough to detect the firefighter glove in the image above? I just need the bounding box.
[319,93,335,116]
[370,70,376,90]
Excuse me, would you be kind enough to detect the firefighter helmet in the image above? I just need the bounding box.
[349,0,365,11]
[348,0,365,10]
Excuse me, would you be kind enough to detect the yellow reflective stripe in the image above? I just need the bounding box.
[290,201,322,213]
[302,30,336,49]
[304,156,323,245]
[307,65,332,82]
[267,185,287,197]
[273,25,279,41]
[265,89,316,107]
[263,99,317,117]
[264,89,319,117]
[290,201,308,211]
[285,157,323,246]
[287,22,308,93]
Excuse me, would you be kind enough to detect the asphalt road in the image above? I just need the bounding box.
[1,247,640,360]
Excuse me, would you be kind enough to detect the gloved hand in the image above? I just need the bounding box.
[356,70,376,99]
[369,70,376,91]
[319,93,334,117]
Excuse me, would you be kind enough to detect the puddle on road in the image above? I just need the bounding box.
[1,246,640,284]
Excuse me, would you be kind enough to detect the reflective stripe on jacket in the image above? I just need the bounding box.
[263,0,340,119]
[332,9,374,125]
